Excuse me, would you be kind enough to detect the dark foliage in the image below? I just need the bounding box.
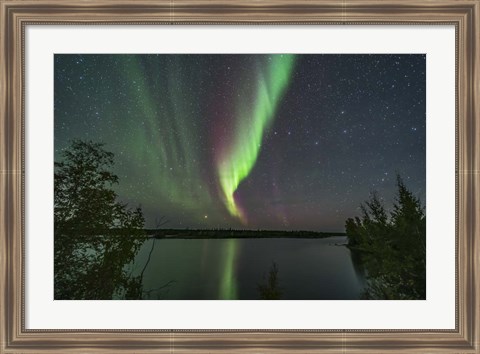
[54,140,146,299]
[345,175,426,299]
[258,262,283,300]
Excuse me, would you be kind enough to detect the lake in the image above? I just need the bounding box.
[128,236,366,300]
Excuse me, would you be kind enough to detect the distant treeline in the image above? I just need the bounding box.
[56,227,345,239]
[144,228,346,239]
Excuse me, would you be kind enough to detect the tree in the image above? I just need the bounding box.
[258,262,283,300]
[54,139,144,233]
[345,175,426,299]
[54,140,145,299]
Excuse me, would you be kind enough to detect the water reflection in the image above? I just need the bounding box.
[133,236,365,300]
[55,235,366,300]
[219,239,240,299]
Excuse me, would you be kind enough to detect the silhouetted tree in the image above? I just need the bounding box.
[345,175,426,299]
[54,139,144,233]
[258,262,283,300]
[54,140,146,299]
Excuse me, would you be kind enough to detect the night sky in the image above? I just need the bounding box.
[54,54,425,232]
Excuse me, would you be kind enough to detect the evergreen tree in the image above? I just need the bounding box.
[345,175,426,299]
[258,262,283,300]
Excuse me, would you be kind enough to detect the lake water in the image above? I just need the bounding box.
[129,236,366,300]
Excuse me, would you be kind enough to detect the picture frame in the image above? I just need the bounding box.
[1,0,478,352]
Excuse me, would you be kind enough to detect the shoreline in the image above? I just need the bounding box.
[148,234,347,240]
[145,230,346,240]
[57,229,347,239]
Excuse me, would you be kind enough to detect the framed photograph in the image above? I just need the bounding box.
[1,0,479,352]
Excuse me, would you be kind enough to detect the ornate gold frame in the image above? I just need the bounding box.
[1,0,479,352]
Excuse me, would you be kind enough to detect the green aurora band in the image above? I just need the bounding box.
[114,56,216,224]
[217,55,296,223]
[105,55,295,299]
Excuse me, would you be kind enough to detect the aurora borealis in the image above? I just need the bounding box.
[217,54,296,222]
[54,54,426,232]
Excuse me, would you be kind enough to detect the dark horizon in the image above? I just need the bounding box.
[143,227,347,234]
[54,54,426,231]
